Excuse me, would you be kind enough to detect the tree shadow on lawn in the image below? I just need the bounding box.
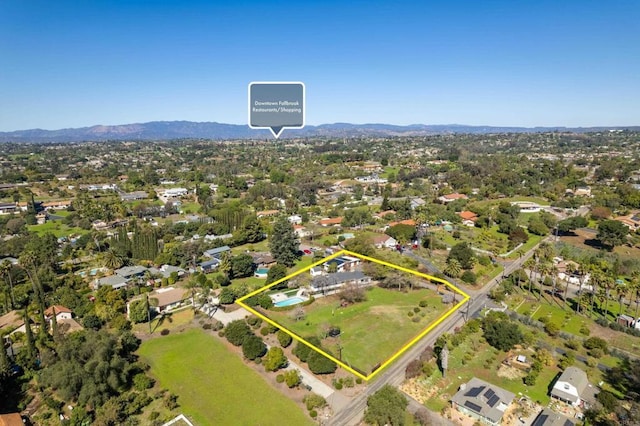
[151,312,174,333]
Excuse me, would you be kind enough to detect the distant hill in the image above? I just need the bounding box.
[0,121,638,142]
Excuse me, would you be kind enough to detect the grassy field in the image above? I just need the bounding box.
[132,308,195,335]
[266,286,448,374]
[138,328,312,426]
[28,221,88,237]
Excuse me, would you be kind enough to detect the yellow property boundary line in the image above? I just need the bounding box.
[237,249,469,381]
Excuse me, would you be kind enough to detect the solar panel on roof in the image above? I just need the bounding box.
[465,386,483,397]
[487,395,500,407]
[564,420,574,426]
[464,401,482,413]
[484,388,496,399]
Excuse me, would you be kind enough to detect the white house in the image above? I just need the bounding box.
[44,305,73,322]
[372,234,397,249]
[288,215,303,225]
[551,366,593,407]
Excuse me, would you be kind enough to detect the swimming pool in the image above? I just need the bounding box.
[274,297,305,307]
[255,267,269,278]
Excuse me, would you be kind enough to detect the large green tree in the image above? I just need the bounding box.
[597,220,629,249]
[269,216,300,267]
[364,384,408,426]
[307,350,337,374]
[224,320,251,346]
[482,314,524,351]
[230,254,254,278]
[242,334,267,360]
[447,242,475,269]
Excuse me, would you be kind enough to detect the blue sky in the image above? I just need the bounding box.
[1,0,639,131]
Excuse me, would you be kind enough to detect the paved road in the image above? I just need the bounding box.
[327,240,549,426]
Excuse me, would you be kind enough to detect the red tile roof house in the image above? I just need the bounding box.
[44,305,73,322]
[459,210,478,226]
[319,217,343,226]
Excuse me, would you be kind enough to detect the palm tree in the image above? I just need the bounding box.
[444,258,461,278]
[524,258,536,295]
[601,275,616,320]
[102,248,125,270]
[631,271,640,319]
[614,281,630,318]
[18,251,46,330]
[537,262,551,300]
[0,260,16,308]
[588,269,604,318]
[575,263,590,313]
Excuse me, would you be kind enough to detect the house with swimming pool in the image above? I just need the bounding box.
[268,270,373,307]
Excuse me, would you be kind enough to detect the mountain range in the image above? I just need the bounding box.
[0,121,638,142]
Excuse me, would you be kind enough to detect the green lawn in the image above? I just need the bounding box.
[28,221,89,237]
[138,329,312,426]
[132,308,195,335]
[266,287,448,374]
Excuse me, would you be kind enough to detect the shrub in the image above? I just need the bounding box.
[413,307,421,313]
[461,270,477,284]
[419,300,428,308]
[160,329,170,336]
[588,348,604,359]
[412,316,420,322]
[405,359,423,379]
[309,410,317,418]
[343,377,354,388]
[277,330,293,348]
[242,334,267,360]
[304,393,326,411]
[408,311,414,317]
[544,321,560,337]
[523,371,538,386]
[276,374,285,383]
[247,316,262,328]
[163,393,179,410]
[565,339,580,350]
[225,320,252,346]
[133,373,155,391]
[307,350,337,374]
[284,370,301,388]
[264,347,288,372]
[422,362,435,377]
[334,381,343,390]
[355,377,363,384]
[260,327,270,336]
[584,337,608,352]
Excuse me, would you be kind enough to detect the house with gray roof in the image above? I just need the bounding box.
[531,408,576,426]
[203,245,231,259]
[310,271,371,295]
[200,258,220,273]
[93,275,128,290]
[550,366,596,407]
[114,265,148,280]
[451,377,515,426]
